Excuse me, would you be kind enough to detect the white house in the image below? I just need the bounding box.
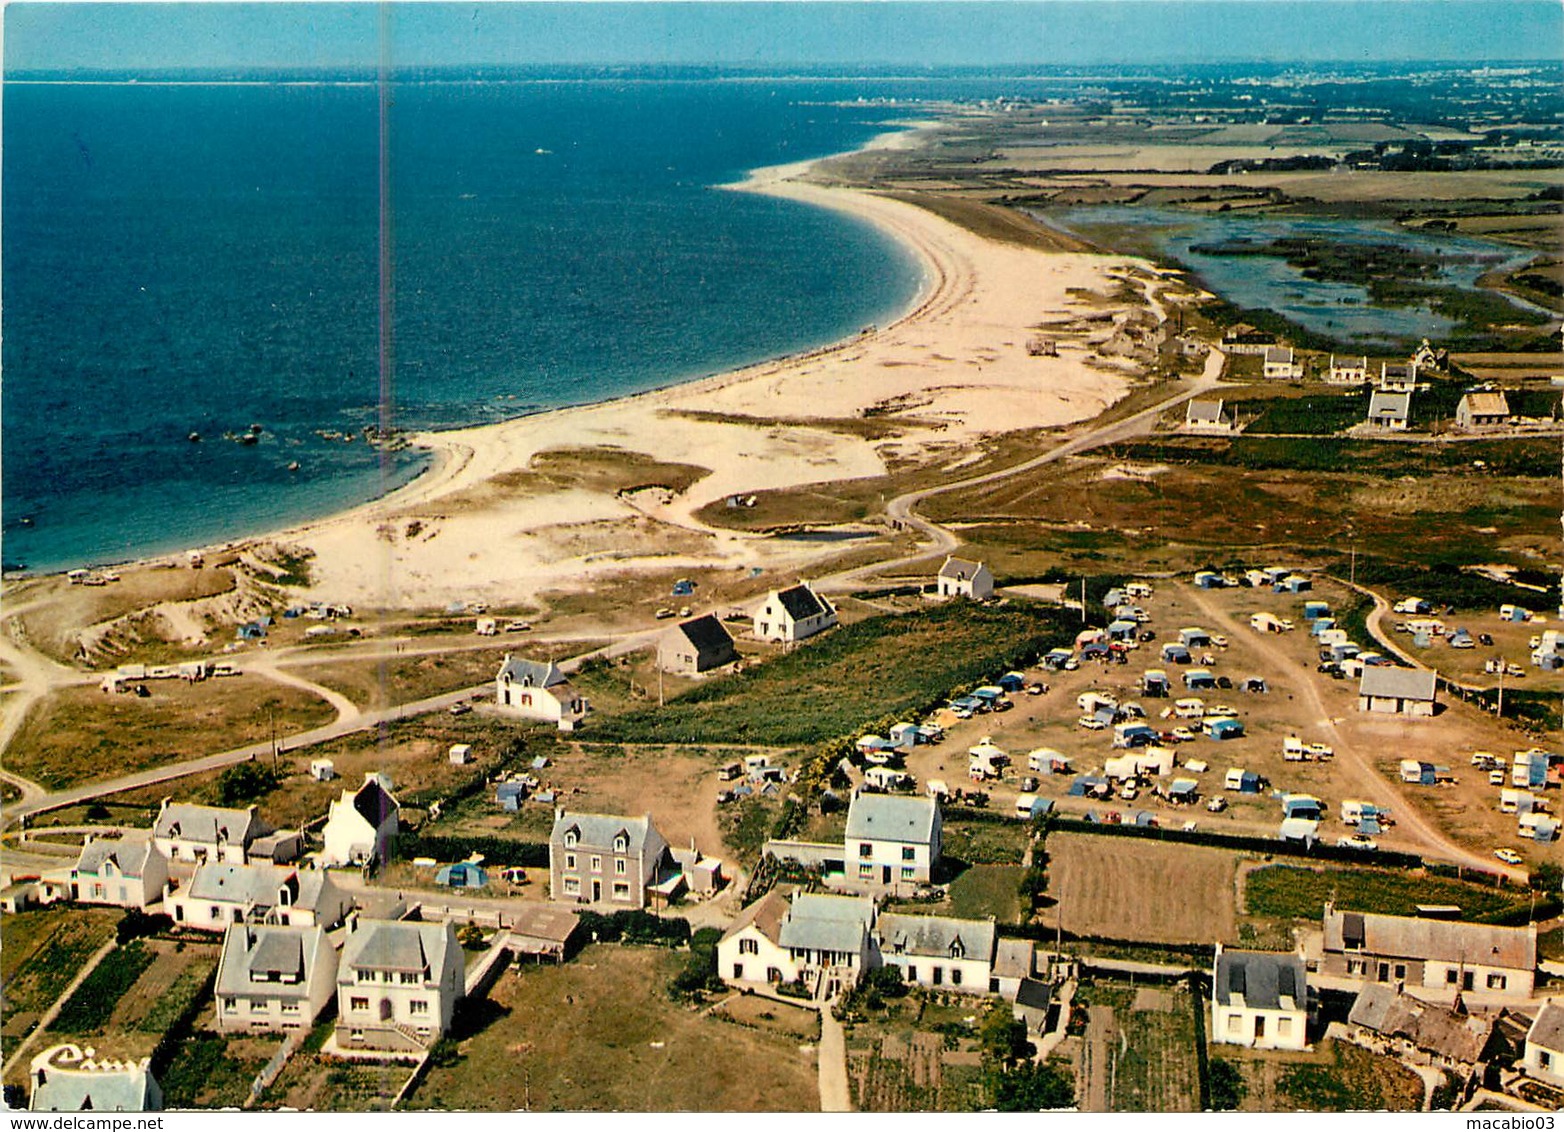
[717,890,876,997]
[875,913,996,995]
[844,791,942,890]
[1524,1000,1564,1087]
[1184,399,1234,432]
[549,810,672,909]
[69,837,168,911]
[152,801,269,865]
[1367,389,1412,430]
[335,919,464,1054]
[167,863,351,932]
[1211,945,1309,1050]
[1263,346,1304,380]
[1455,391,1511,430]
[1320,903,1537,1000]
[28,1044,161,1112]
[936,556,995,600]
[1326,355,1369,385]
[214,923,338,1033]
[494,656,587,731]
[657,614,738,676]
[1357,667,1437,716]
[320,773,400,869]
[754,583,837,644]
[1379,362,1419,391]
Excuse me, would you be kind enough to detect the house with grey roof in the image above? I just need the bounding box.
[494,654,587,731]
[28,1044,161,1112]
[550,809,672,909]
[1524,1000,1564,1087]
[845,791,942,891]
[1212,944,1310,1050]
[754,582,837,644]
[1320,902,1536,1001]
[991,937,1039,1000]
[336,919,464,1053]
[936,556,995,600]
[1358,666,1438,716]
[321,772,400,868]
[167,862,350,933]
[1184,398,1233,432]
[1346,983,1498,1069]
[152,800,270,865]
[658,614,738,676]
[1379,361,1419,391]
[1367,389,1412,430]
[717,889,876,998]
[69,836,168,911]
[1263,345,1304,380]
[874,913,996,994]
[1013,977,1056,1035]
[1327,355,1369,385]
[214,924,337,1033]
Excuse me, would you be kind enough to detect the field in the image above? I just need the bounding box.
[842,993,996,1112]
[160,1030,280,1109]
[586,603,1074,748]
[1076,980,1203,1112]
[5,677,336,791]
[1243,864,1528,922]
[406,945,820,1111]
[1041,833,1239,945]
[0,907,122,1059]
[1221,1039,1424,1112]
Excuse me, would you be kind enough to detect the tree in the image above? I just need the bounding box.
[1529,862,1562,893]
[990,1061,1074,1111]
[865,964,907,999]
[217,760,282,806]
[1208,1057,1247,1111]
[980,1004,1032,1066]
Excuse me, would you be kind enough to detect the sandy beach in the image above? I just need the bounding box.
[244,149,1159,612]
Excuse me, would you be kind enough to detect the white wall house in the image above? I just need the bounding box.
[874,913,996,995]
[1524,1001,1564,1088]
[494,656,587,731]
[69,837,168,911]
[167,863,351,933]
[214,924,338,1033]
[1357,667,1437,717]
[936,556,995,600]
[152,801,267,865]
[1263,346,1304,380]
[754,583,838,643]
[335,919,464,1054]
[718,891,876,998]
[1211,945,1309,1051]
[320,773,400,868]
[1327,355,1369,384]
[844,792,942,891]
[1320,903,1537,1001]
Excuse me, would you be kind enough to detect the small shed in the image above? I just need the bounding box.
[1303,601,1331,621]
[310,758,337,781]
[496,782,527,811]
[435,861,490,889]
[449,743,474,766]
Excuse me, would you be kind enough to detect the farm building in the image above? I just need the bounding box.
[1327,355,1369,384]
[1212,946,1309,1051]
[1366,390,1412,430]
[1263,346,1304,380]
[1358,668,1437,716]
[1319,903,1537,1000]
[754,582,837,644]
[1347,984,1498,1070]
[658,614,738,675]
[936,556,995,600]
[1523,1001,1564,1088]
[1455,391,1511,430]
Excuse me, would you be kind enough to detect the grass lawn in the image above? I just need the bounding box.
[941,818,1031,866]
[586,603,1073,748]
[6,679,335,791]
[294,640,605,712]
[1244,864,1526,922]
[159,1030,278,1109]
[1,907,121,1054]
[946,865,1025,924]
[1226,1039,1424,1112]
[406,945,820,1112]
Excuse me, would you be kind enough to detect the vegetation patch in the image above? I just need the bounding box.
[1276,1040,1423,1111]
[1244,864,1523,921]
[49,943,156,1034]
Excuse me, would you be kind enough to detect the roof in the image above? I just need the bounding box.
[773,583,831,622]
[352,777,399,829]
[1214,948,1306,1011]
[1350,984,1495,1063]
[878,914,996,963]
[1358,666,1438,703]
[153,803,265,847]
[1461,391,1510,416]
[669,614,735,655]
[508,904,581,947]
[1383,363,1416,379]
[1015,977,1054,1013]
[845,793,938,845]
[341,919,457,978]
[187,862,291,906]
[1368,390,1412,418]
[497,656,567,688]
[719,888,790,946]
[1264,346,1294,364]
[74,838,155,880]
[939,556,986,580]
[1323,905,1536,971]
[992,937,1035,981]
[778,893,875,955]
[28,1049,158,1113]
[1186,399,1226,423]
[1528,1001,1564,1052]
[215,924,327,999]
[551,811,663,857]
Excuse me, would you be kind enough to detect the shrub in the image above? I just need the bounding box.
[865,964,908,999]
[217,761,283,806]
[989,1060,1074,1111]
[1208,1058,1247,1111]
[117,909,174,945]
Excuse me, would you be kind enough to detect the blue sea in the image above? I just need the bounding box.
[3,76,946,574]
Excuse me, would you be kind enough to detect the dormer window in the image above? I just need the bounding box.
[614,834,628,853]
[564,831,578,848]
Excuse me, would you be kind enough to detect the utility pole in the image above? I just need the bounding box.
[1080,577,1087,624]
[1496,666,1504,720]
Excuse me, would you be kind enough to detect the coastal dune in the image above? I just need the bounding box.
[293,162,1154,611]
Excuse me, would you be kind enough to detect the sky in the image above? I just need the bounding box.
[4,0,1562,73]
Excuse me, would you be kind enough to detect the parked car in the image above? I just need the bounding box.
[1336,835,1378,851]
[1211,635,1228,648]
[1490,769,1506,786]
[1172,727,1197,743]
[1478,633,1494,646]
[1495,848,1523,865]
[1077,716,1107,730]
[1206,797,1227,813]
[1026,683,1047,696]
[1119,783,1139,801]
[448,702,472,716]
[1306,743,1334,759]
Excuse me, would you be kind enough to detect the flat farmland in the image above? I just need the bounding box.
[1041,832,1239,945]
[1,907,121,1060]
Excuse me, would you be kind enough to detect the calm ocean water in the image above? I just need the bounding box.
[3,78,935,573]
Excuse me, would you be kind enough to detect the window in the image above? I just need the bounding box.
[740,938,759,955]
[901,867,915,880]
[613,882,630,899]
[591,856,602,873]
[1542,1051,1553,1070]
[565,853,576,870]
[858,843,873,859]
[1277,1017,1292,1036]
[907,966,918,982]
[281,1001,299,1014]
[989,978,1000,994]
[564,877,580,895]
[92,884,104,898]
[614,835,628,853]
[410,1000,429,1016]
[902,847,915,861]
[732,963,744,979]
[1393,963,1406,980]
[858,864,874,879]
[616,859,627,876]
[250,1000,268,1013]
[350,997,370,1012]
[932,967,943,986]
[1377,962,1390,982]
[1346,959,1365,976]
[1226,1014,1241,1034]
[400,972,419,985]
[951,969,962,986]
[564,831,577,848]
[224,997,238,1012]
[1487,973,1508,991]
[210,905,221,920]
[767,968,782,983]
[356,970,372,984]
[1446,969,1459,985]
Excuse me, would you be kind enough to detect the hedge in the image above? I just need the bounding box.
[396,833,549,869]
[1048,816,1425,869]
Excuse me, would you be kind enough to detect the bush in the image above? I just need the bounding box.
[395,834,548,869]
[979,1003,1032,1066]
[217,761,283,806]
[578,909,691,947]
[865,964,907,999]
[117,909,174,945]
[989,1060,1075,1111]
[85,803,111,821]
[670,927,725,999]
[1208,1058,1247,1111]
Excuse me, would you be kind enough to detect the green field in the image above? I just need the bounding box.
[1244,864,1525,921]
[1,908,121,1052]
